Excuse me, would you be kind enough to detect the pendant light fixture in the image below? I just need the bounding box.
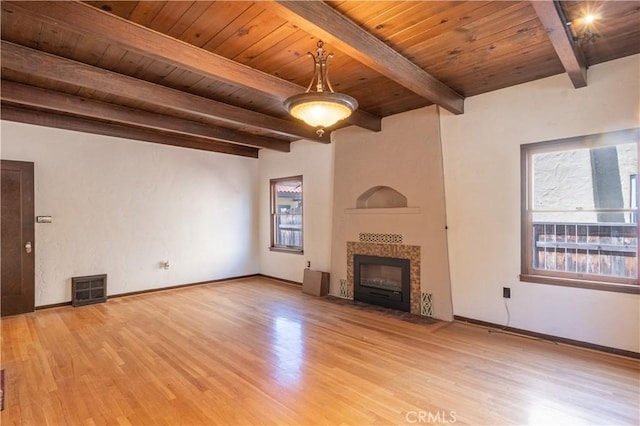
[284,40,358,137]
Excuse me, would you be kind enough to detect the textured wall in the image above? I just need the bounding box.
[0,121,259,306]
[258,140,335,283]
[533,144,637,223]
[331,106,453,320]
[440,54,640,352]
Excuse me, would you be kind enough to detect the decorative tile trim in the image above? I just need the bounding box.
[421,293,433,317]
[347,241,421,315]
[358,232,404,245]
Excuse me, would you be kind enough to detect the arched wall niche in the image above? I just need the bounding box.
[356,186,408,209]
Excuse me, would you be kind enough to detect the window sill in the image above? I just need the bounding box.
[269,247,304,255]
[520,274,640,294]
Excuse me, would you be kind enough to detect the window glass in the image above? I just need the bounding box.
[522,130,638,291]
[270,176,303,252]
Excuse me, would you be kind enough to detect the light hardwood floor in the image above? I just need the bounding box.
[2,277,638,425]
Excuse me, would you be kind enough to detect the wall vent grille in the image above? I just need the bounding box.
[358,233,403,244]
[421,292,433,317]
[339,279,352,299]
[72,274,107,307]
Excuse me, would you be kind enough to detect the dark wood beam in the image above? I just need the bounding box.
[1,81,290,152]
[1,104,259,158]
[531,0,588,88]
[271,1,465,115]
[2,0,381,132]
[0,41,325,142]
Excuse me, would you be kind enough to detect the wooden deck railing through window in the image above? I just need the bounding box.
[533,222,638,278]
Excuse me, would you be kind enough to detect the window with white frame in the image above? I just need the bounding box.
[270,176,303,253]
[521,129,639,293]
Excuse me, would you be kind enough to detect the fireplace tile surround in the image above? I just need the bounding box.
[347,241,421,315]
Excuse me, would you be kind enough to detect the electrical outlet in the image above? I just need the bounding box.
[503,287,511,298]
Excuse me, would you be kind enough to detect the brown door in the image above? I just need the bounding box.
[1,160,35,316]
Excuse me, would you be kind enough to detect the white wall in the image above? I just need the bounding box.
[1,121,259,306]
[258,140,334,283]
[440,54,640,352]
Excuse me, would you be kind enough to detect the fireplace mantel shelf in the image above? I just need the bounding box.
[345,207,421,215]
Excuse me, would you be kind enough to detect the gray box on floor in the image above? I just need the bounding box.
[302,269,329,296]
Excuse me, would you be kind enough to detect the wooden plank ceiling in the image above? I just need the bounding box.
[1,1,639,157]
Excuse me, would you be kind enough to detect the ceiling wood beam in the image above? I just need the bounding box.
[1,0,381,132]
[1,104,259,158]
[271,0,465,115]
[1,81,291,152]
[0,41,325,142]
[531,0,588,88]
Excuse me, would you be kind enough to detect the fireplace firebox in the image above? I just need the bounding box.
[353,255,410,312]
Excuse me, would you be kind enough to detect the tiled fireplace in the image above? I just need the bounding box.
[347,241,421,315]
[354,254,411,311]
[329,108,453,320]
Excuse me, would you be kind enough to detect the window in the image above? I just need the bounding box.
[270,176,303,253]
[631,174,638,224]
[521,129,639,293]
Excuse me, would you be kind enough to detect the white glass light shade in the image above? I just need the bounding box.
[285,92,358,128]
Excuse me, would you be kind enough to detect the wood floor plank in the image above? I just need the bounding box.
[1,277,638,425]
